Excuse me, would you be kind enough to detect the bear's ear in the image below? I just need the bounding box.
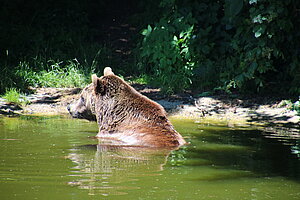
[92,74,104,94]
[103,67,114,76]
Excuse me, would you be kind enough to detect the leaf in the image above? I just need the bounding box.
[173,35,178,42]
[180,47,189,54]
[249,0,258,4]
[147,25,152,32]
[255,31,261,38]
[141,29,148,36]
[254,26,265,38]
[141,25,152,36]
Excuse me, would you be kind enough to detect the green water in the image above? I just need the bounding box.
[0,116,299,200]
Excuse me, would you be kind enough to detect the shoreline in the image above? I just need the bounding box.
[0,87,299,136]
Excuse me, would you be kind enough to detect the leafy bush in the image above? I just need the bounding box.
[222,0,300,94]
[138,9,196,93]
[137,0,300,94]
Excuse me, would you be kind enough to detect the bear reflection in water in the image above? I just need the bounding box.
[68,67,186,148]
[68,140,173,196]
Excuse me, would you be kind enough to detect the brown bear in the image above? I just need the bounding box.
[68,67,186,148]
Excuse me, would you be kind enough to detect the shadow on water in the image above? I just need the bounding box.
[179,127,300,182]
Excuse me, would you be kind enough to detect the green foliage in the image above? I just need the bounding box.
[137,0,300,94]
[138,6,196,94]
[292,98,300,116]
[2,88,28,105]
[128,75,149,85]
[226,0,300,93]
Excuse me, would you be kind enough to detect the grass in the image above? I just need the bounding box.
[16,59,89,88]
[127,75,149,85]
[2,88,29,105]
[0,45,123,94]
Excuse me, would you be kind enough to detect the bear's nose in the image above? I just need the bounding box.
[67,104,71,112]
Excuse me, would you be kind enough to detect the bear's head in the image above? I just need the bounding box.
[67,67,119,122]
[67,83,96,121]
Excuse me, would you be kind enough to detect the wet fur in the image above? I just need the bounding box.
[69,68,186,148]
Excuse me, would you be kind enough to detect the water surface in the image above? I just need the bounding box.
[0,116,299,199]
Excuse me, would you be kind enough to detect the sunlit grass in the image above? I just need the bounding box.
[127,75,149,85]
[2,88,29,105]
[0,46,113,94]
[16,59,89,88]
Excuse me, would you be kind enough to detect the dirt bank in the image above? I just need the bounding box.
[0,87,79,116]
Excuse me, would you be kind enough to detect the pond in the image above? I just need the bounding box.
[0,116,299,200]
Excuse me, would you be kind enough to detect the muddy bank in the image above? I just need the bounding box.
[0,86,299,134]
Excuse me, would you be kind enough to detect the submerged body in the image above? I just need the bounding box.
[68,67,186,148]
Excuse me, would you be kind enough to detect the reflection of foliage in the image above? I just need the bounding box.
[168,147,188,166]
[138,0,300,94]
[19,115,62,121]
[291,142,300,158]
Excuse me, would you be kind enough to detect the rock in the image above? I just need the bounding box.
[0,102,23,116]
[156,100,186,111]
[288,115,300,123]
